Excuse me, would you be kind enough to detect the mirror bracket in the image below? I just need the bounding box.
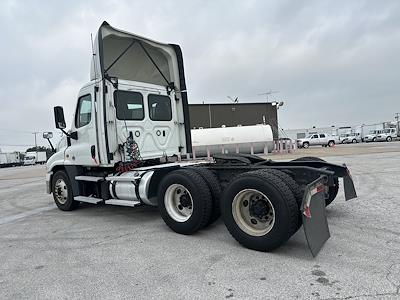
[61,129,78,140]
[69,131,78,140]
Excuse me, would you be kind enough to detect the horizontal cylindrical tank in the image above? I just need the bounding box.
[191,124,274,157]
[108,170,157,206]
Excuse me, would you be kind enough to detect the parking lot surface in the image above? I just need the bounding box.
[0,142,399,299]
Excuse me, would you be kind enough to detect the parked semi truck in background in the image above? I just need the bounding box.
[364,129,383,142]
[45,22,357,256]
[0,152,22,168]
[24,151,47,165]
[376,128,398,142]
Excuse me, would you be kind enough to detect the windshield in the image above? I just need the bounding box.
[369,130,376,134]
[25,156,35,160]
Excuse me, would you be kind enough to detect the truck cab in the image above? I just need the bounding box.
[24,153,36,165]
[47,22,191,174]
[340,132,361,144]
[364,129,382,142]
[376,128,397,142]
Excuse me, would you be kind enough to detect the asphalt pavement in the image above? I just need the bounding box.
[0,142,399,299]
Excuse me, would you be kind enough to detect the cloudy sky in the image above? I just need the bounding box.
[0,0,399,151]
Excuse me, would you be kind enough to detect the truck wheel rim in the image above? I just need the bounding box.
[164,184,193,222]
[55,179,68,204]
[232,189,275,236]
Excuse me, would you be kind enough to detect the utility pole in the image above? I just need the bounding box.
[396,113,400,134]
[32,132,39,157]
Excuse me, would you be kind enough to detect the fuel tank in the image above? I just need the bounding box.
[108,170,157,206]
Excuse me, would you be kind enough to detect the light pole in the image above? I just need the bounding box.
[32,132,39,157]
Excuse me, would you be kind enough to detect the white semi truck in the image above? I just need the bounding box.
[45,22,357,256]
[0,152,22,168]
[24,151,47,165]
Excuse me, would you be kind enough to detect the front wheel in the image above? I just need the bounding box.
[52,171,79,211]
[352,139,357,143]
[221,170,299,252]
[328,140,335,147]
[386,136,392,142]
[303,142,309,148]
[373,137,377,142]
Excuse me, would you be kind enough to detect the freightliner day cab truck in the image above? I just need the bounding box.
[46,22,357,256]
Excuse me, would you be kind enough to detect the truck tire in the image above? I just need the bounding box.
[157,169,213,235]
[186,167,221,226]
[303,142,309,148]
[52,171,79,211]
[221,170,299,252]
[328,140,335,147]
[386,136,392,142]
[263,169,303,206]
[372,137,377,142]
[259,169,303,230]
[292,157,339,206]
[352,139,357,143]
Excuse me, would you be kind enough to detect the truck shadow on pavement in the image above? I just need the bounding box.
[71,202,161,223]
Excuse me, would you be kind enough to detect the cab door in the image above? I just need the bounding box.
[319,133,327,144]
[64,85,99,166]
[310,134,320,145]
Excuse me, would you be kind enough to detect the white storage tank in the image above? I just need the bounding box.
[191,124,274,157]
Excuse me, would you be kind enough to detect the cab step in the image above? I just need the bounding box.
[75,176,104,182]
[105,176,141,182]
[105,199,141,207]
[74,196,102,204]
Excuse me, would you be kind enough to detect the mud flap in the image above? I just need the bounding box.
[343,170,357,200]
[302,176,330,257]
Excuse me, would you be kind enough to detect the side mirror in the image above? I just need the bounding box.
[43,132,53,139]
[54,106,66,129]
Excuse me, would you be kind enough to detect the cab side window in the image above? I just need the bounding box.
[312,134,319,139]
[75,94,92,128]
[319,134,326,138]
